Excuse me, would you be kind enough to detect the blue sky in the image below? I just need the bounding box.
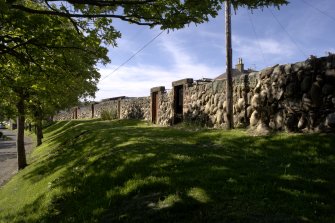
[95,0,335,101]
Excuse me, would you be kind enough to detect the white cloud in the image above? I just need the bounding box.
[95,34,224,101]
[159,35,223,76]
[231,34,298,69]
[95,32,299,101]
[93,0,335,101]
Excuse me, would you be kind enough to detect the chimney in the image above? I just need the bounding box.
[235,58,244,72]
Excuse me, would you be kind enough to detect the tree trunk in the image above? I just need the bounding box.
[225,0,234,129]
[36,118,43,146]
[16,97,27,170]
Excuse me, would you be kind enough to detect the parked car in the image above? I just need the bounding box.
[0,123,6,129]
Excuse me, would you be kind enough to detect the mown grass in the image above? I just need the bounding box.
[0,119,334,223]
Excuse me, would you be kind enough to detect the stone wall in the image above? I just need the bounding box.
[247,56,335,133]
[155,77,252,128]
[157,89,174,126]
[54,109,74,121]
[54,96,151,121]
[120,97,150,120]
[166,55,335,132]
[94,99,119,118]
[77,105,93,119]
[54,55,335,133]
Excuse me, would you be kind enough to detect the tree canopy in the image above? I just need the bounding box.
[2,0,288,60]
[5,0,289,27]
[0,5,111,168]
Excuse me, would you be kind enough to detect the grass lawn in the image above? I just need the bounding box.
[0,119,334,223]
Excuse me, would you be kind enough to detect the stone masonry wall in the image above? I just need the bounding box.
[54,109,74,121]
[54,97,151,121]
[77,105,93,119]
[165,55,335,132]
[157,89,174,126]
[94,100,119,118]
[120,97,150,120]
[247,55,335,133]
[54,55,335,133]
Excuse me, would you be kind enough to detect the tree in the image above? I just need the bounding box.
[2,0,288,61]
[0,91,16,121]
[27,45,104,146]
[0,7,109,169]
[5,0,289,27]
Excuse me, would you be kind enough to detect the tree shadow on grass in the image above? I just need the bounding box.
[10,120,335,222]
[0,194,49,223]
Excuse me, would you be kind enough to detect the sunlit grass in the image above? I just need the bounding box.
[0,119,334,222]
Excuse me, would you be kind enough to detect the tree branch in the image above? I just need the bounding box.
[44,0,82,34]
[47,0,157,7]
[11,4,160,26]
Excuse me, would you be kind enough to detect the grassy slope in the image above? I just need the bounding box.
[0,119,334,223]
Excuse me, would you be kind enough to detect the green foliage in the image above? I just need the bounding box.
[0,2,111,167]
[0,120,334,222]
[0,0,110,121]
[100,108,118,120]
[3,0,289,34]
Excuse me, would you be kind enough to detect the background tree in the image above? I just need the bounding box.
[0,7,109,169]
[27,47,104,146]
[0,90,16,122]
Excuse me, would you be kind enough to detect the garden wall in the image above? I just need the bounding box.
[54,96,150,121]
[54,55,335,133]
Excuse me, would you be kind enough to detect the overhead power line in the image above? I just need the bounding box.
[300,0,335,22]
[269,9,307,58]
[100,30,164,81]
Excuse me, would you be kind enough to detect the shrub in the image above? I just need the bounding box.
[100,108,118,120]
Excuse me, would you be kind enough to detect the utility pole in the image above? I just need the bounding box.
[225,0,234,129]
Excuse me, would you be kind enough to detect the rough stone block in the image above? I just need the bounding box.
[284,64,292,74]
[250,110,260,127]
[298,114,307,129]
[322,84,334,96]
[274,111,284,130]
[325,112,335,128]
[325,69,335,79]
[251,94,261,109]
[247,106,253,118]
[311,82,322,107]
[301,76,312,93]
[285,83,296,97]
[260,66,274,79]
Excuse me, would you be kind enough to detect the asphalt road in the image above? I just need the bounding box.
[0,129,34,187]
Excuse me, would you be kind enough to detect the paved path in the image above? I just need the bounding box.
[0,129,34,187]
